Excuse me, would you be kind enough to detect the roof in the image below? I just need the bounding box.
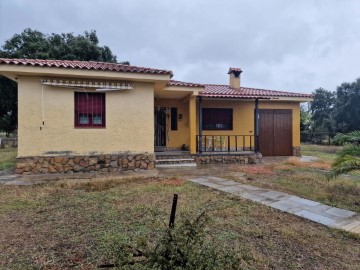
[167,80,204,88]
[202,84,313,99]
[0,58,173,76]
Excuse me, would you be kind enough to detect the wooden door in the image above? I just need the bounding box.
[259,109,292,156]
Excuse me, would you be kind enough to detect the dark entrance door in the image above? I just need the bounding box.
[154,108,167,147]
[258,109,292,156]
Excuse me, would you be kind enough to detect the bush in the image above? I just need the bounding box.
[99,211,245,269]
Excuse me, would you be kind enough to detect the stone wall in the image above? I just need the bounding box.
[193,153,262,164]
[293,146,301,156]
[15,153,155,174]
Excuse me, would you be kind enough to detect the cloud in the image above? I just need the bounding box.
[1,0,360,93]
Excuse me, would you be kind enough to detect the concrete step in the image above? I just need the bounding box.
[156,163,197,168]
[156,158,195,163]
[155,157,196,168]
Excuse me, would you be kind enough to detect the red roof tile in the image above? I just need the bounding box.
[0,58,173,76]
[202,84,313,99]
[167,80,204,88]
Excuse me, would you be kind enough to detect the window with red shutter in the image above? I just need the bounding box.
[74,92,105,128]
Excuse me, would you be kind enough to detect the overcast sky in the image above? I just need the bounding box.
[1,0,359,93]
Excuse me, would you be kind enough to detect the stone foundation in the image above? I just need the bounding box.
[193,153,262,165]
[293,146,301,156]
[15,153,155,174]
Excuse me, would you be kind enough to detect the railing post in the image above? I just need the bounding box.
[254,98,259,153]
[198,97,203,153]
[228,136,230,152]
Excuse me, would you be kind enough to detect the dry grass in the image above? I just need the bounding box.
[0,177,360,269]
[0,147,17,171]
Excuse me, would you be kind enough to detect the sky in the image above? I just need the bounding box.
[1,0,360,94]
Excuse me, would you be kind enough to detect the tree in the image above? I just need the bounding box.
[0,28,127,135]
[300,104,312,132]
[309,88,335,133]
[333,78,360,133]
[0,76,17,136]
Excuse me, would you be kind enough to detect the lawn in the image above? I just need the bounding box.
[1,177,360,269]
[213,144,360,213]
[1,144,360,269]
[0,147,17,171]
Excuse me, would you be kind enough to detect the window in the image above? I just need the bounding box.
[75,92,105,128]
[202,108,233,130]
[171,107,178,130]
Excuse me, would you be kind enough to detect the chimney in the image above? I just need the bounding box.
[228,67,242,89]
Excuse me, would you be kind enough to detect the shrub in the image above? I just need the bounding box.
[99,211,245,269]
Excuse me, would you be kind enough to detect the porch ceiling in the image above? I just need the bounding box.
[154,88,194,99]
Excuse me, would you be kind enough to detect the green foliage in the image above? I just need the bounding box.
[0,28,127,134]
[333,79,360,133]
[309,88,335,132]
[300,105,312,131]
[0,28,118,62]
[330,131,360,178]
[333,130,360,145]
[100,211,244,269]
[0,76,17,135]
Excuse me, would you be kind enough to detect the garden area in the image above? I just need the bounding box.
[0,144,360,269]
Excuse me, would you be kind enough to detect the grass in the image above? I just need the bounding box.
[1,177,360,269]
[300,144,341,162]
[1,144,360,268]
[217,145,360,212]
[0,147,17,171]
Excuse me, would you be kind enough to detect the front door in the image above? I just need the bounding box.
[259,109,292,156]
[154,108,167,147]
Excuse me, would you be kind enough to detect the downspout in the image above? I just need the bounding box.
[254,98,259,153]
[198,96,203,153]
[41,85,45,129]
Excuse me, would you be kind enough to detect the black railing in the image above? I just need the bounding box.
[196,135,255,153]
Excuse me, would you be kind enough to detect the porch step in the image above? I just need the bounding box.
[155,157,196,168]
[156,163,197,168]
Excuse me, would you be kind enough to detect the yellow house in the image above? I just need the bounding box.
[0,58,312,174]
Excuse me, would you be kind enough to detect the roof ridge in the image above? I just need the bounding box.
[0,58,173,76]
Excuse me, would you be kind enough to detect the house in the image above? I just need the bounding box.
[0,58,312,174]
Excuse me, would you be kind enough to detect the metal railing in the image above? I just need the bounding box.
[196,135,255,153]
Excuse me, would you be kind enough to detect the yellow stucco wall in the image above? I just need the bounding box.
[17,76,154,157]
[194,99,300,147]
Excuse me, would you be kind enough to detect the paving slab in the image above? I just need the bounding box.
[218,185,245,193]
[238,184,263,191]
[325,207,356,218]
[200,181,223,189]
[239,192,269,203]
[350,226,360,234]
[294,210,337,226]
[269,200,300,212]
[189,178,210,183]
[260,190,289,200]
[188,176,360,234]
[207,176,229,182]
[286,196,320,207]
[219,180,238,186]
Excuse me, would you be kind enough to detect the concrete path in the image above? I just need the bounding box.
[189,176,360,234]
